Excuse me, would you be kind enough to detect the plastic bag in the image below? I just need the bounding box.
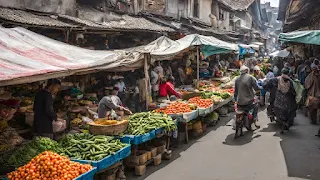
[82,116,93,123]
[53,119,66,133]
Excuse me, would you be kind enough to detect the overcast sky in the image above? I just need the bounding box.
[261,0,279,7]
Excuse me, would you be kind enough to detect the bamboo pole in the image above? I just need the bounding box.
[144,53,150,111]
[196,46,200,89]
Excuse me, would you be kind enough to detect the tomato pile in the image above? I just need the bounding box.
[188,96,213,108]
[154,102,192,114]
[7,151,93,180]
[221,88,234,94]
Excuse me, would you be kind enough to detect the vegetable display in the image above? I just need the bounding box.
[7,151,93,180]
[157,102,193,114]
[127,112,177,135]
[6,137,62,168]
[201,92,214,99]
[201,91,232,100]
[59,133,127,161]
[188,96,213,108]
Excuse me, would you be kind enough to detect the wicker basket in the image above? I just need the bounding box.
[89,120,129,136]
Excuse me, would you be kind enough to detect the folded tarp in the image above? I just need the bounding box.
[0,27,144,86]
[149,34,239,60]
[279,30,320,45]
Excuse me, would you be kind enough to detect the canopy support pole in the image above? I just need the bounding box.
[144,53,150,111]
[196,46,200,89]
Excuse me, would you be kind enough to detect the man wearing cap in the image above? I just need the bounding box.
[234,65,262,129]
[98,87,132,119]
[253,66,265,80]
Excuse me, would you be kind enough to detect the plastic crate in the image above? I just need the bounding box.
[119,135,133,144]
[132,130,156,145]
[120,130,157,145]
[155,128,164,135]
[72,145,131,172]
[4,167,97,180]
[74,167,97,180]
[117,145,131,161]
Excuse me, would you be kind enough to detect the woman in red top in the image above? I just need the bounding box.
[159,76,182,99]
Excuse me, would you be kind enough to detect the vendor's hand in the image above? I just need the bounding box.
[124,108,132,115]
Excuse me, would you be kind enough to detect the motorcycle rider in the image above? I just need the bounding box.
[234,65,262,129]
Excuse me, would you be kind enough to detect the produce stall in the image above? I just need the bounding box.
[154,77,234,143]
[6,151,97,180]
[118,112,177,176]
[59,133,130,172]
[1,133,131,179]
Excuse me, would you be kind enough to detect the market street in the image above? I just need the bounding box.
[128,109,320,180]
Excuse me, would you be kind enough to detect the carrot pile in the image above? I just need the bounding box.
[7,151,93,180]
[154,102,192,114]
[188,96,213,108]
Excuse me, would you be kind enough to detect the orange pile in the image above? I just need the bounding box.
[161,102,192,114]
[7,151,93,180]
[188,96,213,108]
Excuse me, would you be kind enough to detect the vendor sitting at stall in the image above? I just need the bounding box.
[98,87,132,119]
[159,76,182,100]
[33,79,61,139]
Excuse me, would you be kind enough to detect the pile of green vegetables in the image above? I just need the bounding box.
[127,112,177,135]
[201,92,214,99]
[201,92,231,99]
[231,70,240,79]
[59,133,127,161]
[4,137,62,167]
[213,92,231,99]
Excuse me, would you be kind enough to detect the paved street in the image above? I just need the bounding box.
[128,109,320,180]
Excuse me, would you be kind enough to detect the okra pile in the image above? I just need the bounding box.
[59,133,127,161]
[127,112,177,135]
[4,137,63,168]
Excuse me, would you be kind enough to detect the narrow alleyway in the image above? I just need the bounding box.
[128,109,320,180]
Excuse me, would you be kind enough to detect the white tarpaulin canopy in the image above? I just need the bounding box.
[269,49,290,57]
[0,27,145,86]
[0,27,239,86]
[148,34,239,60]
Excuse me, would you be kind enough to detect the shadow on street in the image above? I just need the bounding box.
[126,116,230,180]
[261,110,320,180]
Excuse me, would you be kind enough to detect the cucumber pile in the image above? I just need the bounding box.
[127,112,177,135]
[59,133,127,161]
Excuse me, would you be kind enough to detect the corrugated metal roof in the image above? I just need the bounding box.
[0,7,174,32]
[217,0,255,11]
[59,13,174,32]
[102,15,174,32]
[58,14,106,28]
[0,7,76,28]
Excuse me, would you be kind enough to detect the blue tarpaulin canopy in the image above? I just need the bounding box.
[279,30,320,45]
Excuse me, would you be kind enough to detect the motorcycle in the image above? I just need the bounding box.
[234,97,258,139]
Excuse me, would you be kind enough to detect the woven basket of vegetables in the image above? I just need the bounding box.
[88,119,129,135]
